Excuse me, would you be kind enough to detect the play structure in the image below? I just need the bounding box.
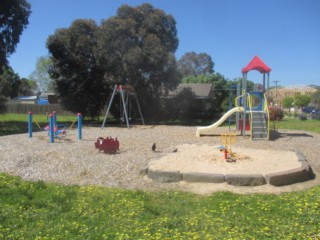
[219,133,237,162]
[28,111,82,143]
[101,85,145,129]
[95,137,120,154]
[196,55,271,140]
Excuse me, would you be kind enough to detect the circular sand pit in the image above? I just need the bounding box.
[146,144,313,186]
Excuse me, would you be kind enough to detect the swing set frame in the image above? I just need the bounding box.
[101,85,145,129]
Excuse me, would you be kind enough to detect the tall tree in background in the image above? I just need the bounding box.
[294,94,311,109]
[29,56,54,92]
[282,96,294,111]
[0,0,31,112]
[0,66,20,98]
[18,77,37,96]
[177,52,214,78]
[47,19,108,119]
[0,0,31,70]
[99,3,180,118]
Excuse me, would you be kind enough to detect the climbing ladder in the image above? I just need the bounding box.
[245,92,270,140]
[250,111,268,140]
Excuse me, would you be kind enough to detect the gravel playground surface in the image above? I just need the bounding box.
[1,125,320,195]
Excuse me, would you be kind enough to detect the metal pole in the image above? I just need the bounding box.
[28,111,32,138]
[242,74,247,137]
[77,113,82,140]
[236,84,240,130]
[119,85,130,129]
[53,111,57,126]
[134,90,145,125]
[273,80,280,107]
[101,85,117,129]
[49,114,54,143]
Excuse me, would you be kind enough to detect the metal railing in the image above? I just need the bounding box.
[246,93,253,140]
[263,93,270,139]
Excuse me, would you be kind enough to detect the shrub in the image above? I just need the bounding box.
[298,113,307,121]
[311,112,320,120]
[269,107,284,121]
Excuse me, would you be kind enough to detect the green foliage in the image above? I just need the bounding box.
[0,173,320,239]
[18,78,37,96]
[29,56,54,92]
[47,3,180,120]
[269,107,284,121]
[0,67,37,114]
[0,95,7,113]
[47,19,109,119]
[311,90,320,109]
[0,66,20,98]
[299,113,307,121]
[182,73,228,116]
[282,96,294,108]
[163,87,196,119]
[99,3,180,120]
[177,52,214,78]
[0,0,31,68]
[294,94,311,108]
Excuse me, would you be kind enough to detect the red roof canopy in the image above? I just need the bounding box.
[242,55,271,74]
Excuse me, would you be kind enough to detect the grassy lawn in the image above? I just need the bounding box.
[274,117,320,133]
[0,113,79,136]
[0,173,319,239]
[1,113,320,239]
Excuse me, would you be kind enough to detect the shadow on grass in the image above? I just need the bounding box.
[269,129,314,141]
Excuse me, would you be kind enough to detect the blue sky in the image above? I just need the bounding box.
[8,0,320,87]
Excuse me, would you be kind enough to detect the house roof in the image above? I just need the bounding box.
[168,83,213,98]
[13,96,37,100]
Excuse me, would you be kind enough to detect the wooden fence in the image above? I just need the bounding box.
[5,103,74,116]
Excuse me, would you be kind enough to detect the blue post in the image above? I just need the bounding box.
[53,111,57,126]
[28,112,32,138]
[49,114,54,143]
[77,113,82,140]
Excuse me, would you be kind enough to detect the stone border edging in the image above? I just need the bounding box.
[141,151,314,186]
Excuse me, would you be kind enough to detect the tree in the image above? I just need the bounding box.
[177,52,214,78]
[29,56,54,92]
[181,73,228,115]
[282,96,294,110]
[164,87,196,119]
[99,3,180,119]
[47,19,109,119]
[0,0,31,69]
[311,91,320,109]
[0,66,20,98]
[18,77,37,96]
[294,94,311,109]
[0,66,19,113]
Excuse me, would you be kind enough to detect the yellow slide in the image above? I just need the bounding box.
[196,107,244,137]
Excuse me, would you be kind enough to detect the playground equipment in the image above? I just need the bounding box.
[196,107,244,137]
[219,133,237,162]
[95,137,119,154]
[101,85,145,129]
[28,111,82,143]
[196,55,271,140]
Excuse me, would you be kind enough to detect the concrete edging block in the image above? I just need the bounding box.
[225,174,266,186]
[265,167,310,186]
[147,168,182,183]
[183,172,225,183]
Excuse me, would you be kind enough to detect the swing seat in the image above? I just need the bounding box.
[46,124,67,138]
